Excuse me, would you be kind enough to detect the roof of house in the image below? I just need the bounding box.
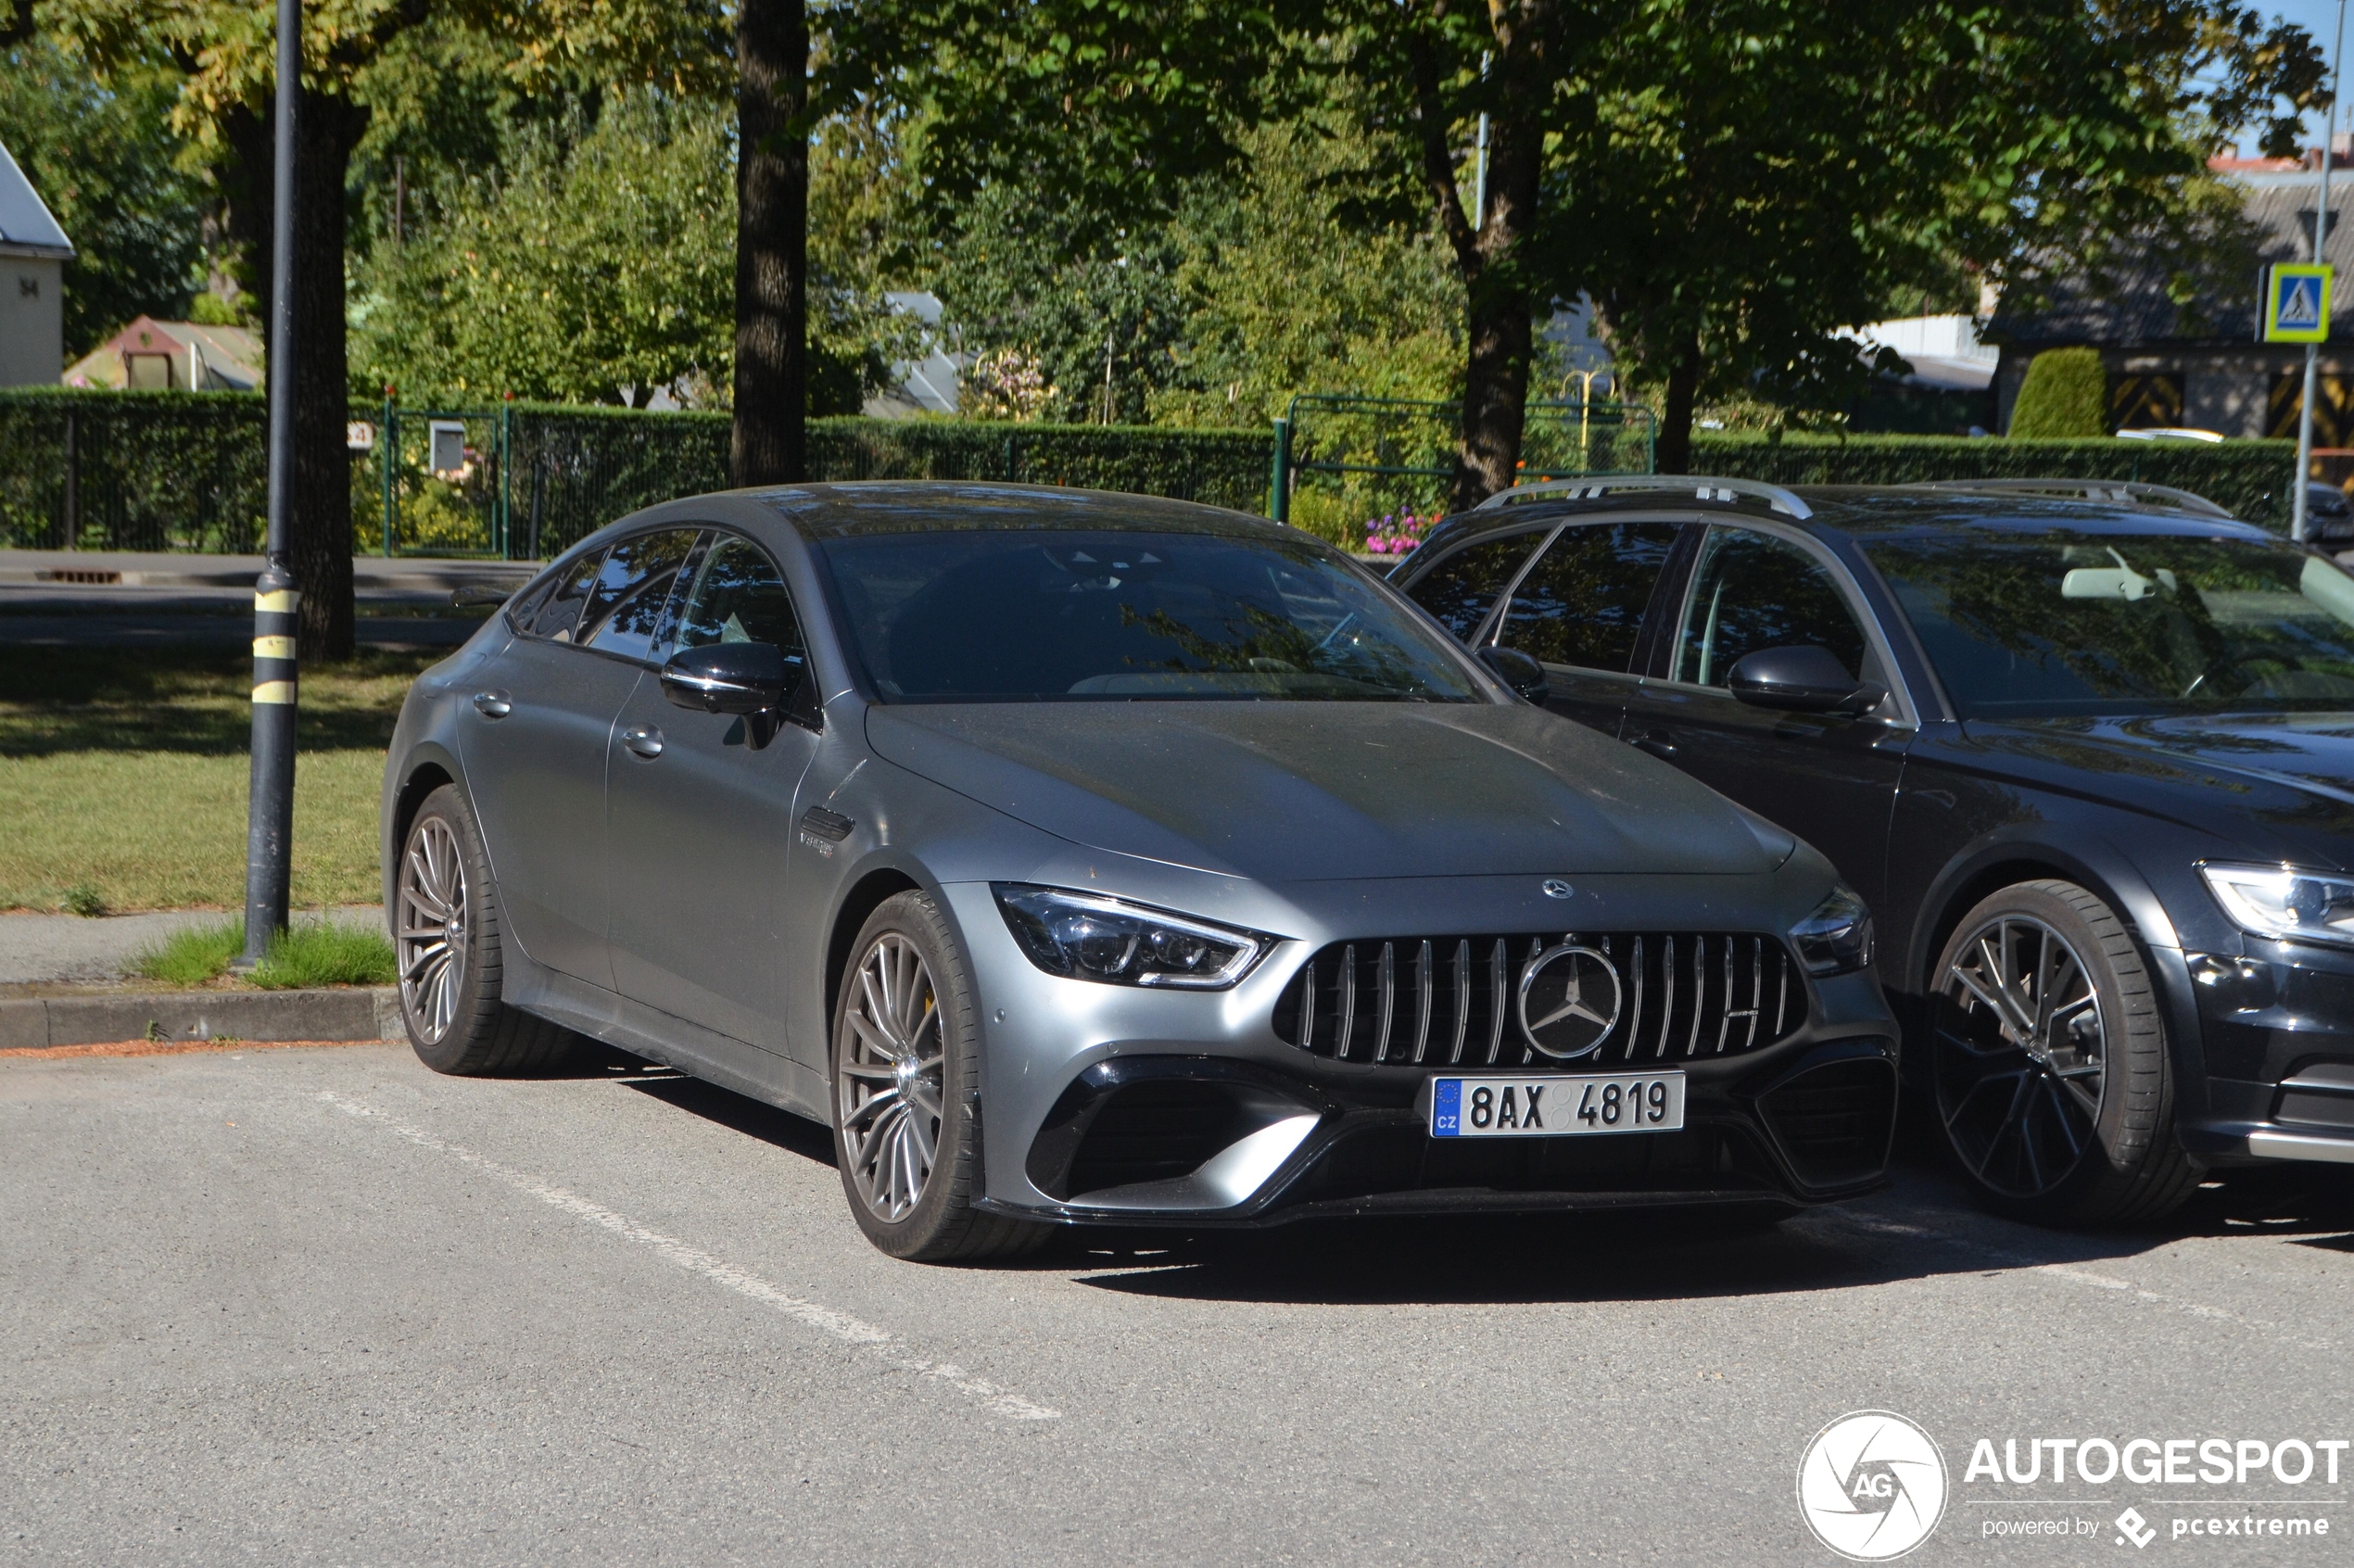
[1988,180,2354,348]
[0,138,73,259]
[63,317,264,391]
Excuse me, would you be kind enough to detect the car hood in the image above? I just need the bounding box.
[1959,712,2354,867]
[865,702,1791,881]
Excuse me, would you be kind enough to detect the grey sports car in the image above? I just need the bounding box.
[381,483,1897,1259]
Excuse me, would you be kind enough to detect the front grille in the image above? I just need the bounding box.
[1272,932,1803,1068]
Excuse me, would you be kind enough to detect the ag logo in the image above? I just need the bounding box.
[1796,1410,1947,1562]
[1516,943,1622,1058]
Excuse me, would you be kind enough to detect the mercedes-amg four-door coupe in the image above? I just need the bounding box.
[383,483,1892,1259]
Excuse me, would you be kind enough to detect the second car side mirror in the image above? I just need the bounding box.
[662,642,789,716]
[1727,645,1887,716]
[1477,645,1550,704]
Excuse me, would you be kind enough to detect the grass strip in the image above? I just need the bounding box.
[128,917,396,990]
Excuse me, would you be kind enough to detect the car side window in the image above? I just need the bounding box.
[1402,531,1548,641]
[1672,525,1872,688]
[579,529,702,661]
[1494,522,1682,672]
[520,549,607,641]
[671,535,803,656]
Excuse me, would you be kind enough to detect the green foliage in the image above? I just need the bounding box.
[1690,432,2294,529]
[0,38,204,358]
[2007,349,2112,439]
[129,917,396,989]
[61,882,107,917]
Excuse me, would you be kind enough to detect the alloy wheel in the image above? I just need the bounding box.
[837,933,946,1221]
[1933,914,2107,1199]
[398,816,469,1046]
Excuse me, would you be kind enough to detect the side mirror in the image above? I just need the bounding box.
[1727,645,1887,715]
[1478,644,1551,704]
[662,642,789,715]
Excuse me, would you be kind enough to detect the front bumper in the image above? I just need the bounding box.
[943,878,1900,1226]
[981,1038,1898,1227]
[2182,944,2354,1166]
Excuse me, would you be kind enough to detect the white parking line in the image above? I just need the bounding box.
[315,1090,1060,1423]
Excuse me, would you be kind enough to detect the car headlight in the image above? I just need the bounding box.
[992,884,1272,989]
[2200,862,2354,948]
[1790,885,1874,976]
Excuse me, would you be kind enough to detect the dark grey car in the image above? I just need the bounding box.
[381,483,1896,1260]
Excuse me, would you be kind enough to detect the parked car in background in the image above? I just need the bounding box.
[382,483,1897,1260]
[2304,482,2354,550]
[1395,474,2354,1224]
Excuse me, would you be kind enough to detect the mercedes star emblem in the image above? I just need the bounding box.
[1517,942,1625,1059]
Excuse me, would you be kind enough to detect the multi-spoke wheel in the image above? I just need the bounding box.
[1930,880,2196,1225]
[394,784,572,1076]
[829,891,1050,1262]
[837,932,946,1221]
[399,814,469,1047]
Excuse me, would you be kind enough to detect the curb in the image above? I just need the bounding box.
[0,987,403,1050]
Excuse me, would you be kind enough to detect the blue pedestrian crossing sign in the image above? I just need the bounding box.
[2265,263,2333,343]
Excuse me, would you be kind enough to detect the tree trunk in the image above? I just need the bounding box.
[733,0,807,487]
[1655,328,1703,476]
[1455,270,1531,511]
[227,92,367,661]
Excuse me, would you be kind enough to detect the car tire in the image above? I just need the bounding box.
[395,784,574,1076]
[1930,879,2197,1225]
[831,891,1050,1262]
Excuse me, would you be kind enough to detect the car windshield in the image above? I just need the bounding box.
[816,528,1484,702]
[1863,529,2354,717]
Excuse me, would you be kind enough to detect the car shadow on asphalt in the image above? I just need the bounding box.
[1057,1159,2354,1307]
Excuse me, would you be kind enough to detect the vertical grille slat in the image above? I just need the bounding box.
[1449,939,1471,1064]
[1278,929,1803,1067]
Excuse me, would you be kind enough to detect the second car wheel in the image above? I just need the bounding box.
[1929,879,2197,1225]
[395,784,575,1076]
[831,891,1048,1262]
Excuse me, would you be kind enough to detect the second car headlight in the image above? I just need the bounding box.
[2200,862,2354,947]
[992,884,1272,989]
[1790,885,1875,976]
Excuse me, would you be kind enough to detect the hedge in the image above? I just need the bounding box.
[0,388,1274,556]
[1690,432,2297,531]
[0,387,2306,554]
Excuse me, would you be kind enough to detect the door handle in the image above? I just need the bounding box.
[1630,731,1677,760]
[620,726,665,760]
[471,689,512,718]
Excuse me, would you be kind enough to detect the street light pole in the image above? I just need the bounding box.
[2297,0,2348,546]
[239,0,301,967]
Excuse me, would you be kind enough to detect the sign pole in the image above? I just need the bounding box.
[238,0,301,968]
[2298,0,2349,546]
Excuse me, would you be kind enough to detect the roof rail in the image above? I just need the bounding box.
[1910,478,2234,520]
[1474,474,1813,519]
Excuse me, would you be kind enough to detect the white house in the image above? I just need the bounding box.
[0,137,73,386]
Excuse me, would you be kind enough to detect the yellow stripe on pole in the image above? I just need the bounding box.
[254,588,300,613]
[252,680,297,705]
[252,635,296,660]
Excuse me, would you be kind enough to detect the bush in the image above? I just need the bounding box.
[2006,348,2109,438]
[1690,432,2296,531]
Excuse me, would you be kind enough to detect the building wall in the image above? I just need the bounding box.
[0,254,63,386]
[1994,342,2334,438]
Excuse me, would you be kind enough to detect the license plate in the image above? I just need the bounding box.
[1429,1071,1686,1138]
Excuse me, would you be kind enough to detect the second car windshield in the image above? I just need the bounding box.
[816,528,1482,702]
[1864,529,2354,716]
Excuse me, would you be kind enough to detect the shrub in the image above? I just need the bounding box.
[2006,348,2109,438]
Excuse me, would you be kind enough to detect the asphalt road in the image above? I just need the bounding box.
[7,1043,2353,1566]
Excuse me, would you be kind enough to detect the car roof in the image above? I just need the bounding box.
[737,480,1305,543]
[1424,484,2284,550]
